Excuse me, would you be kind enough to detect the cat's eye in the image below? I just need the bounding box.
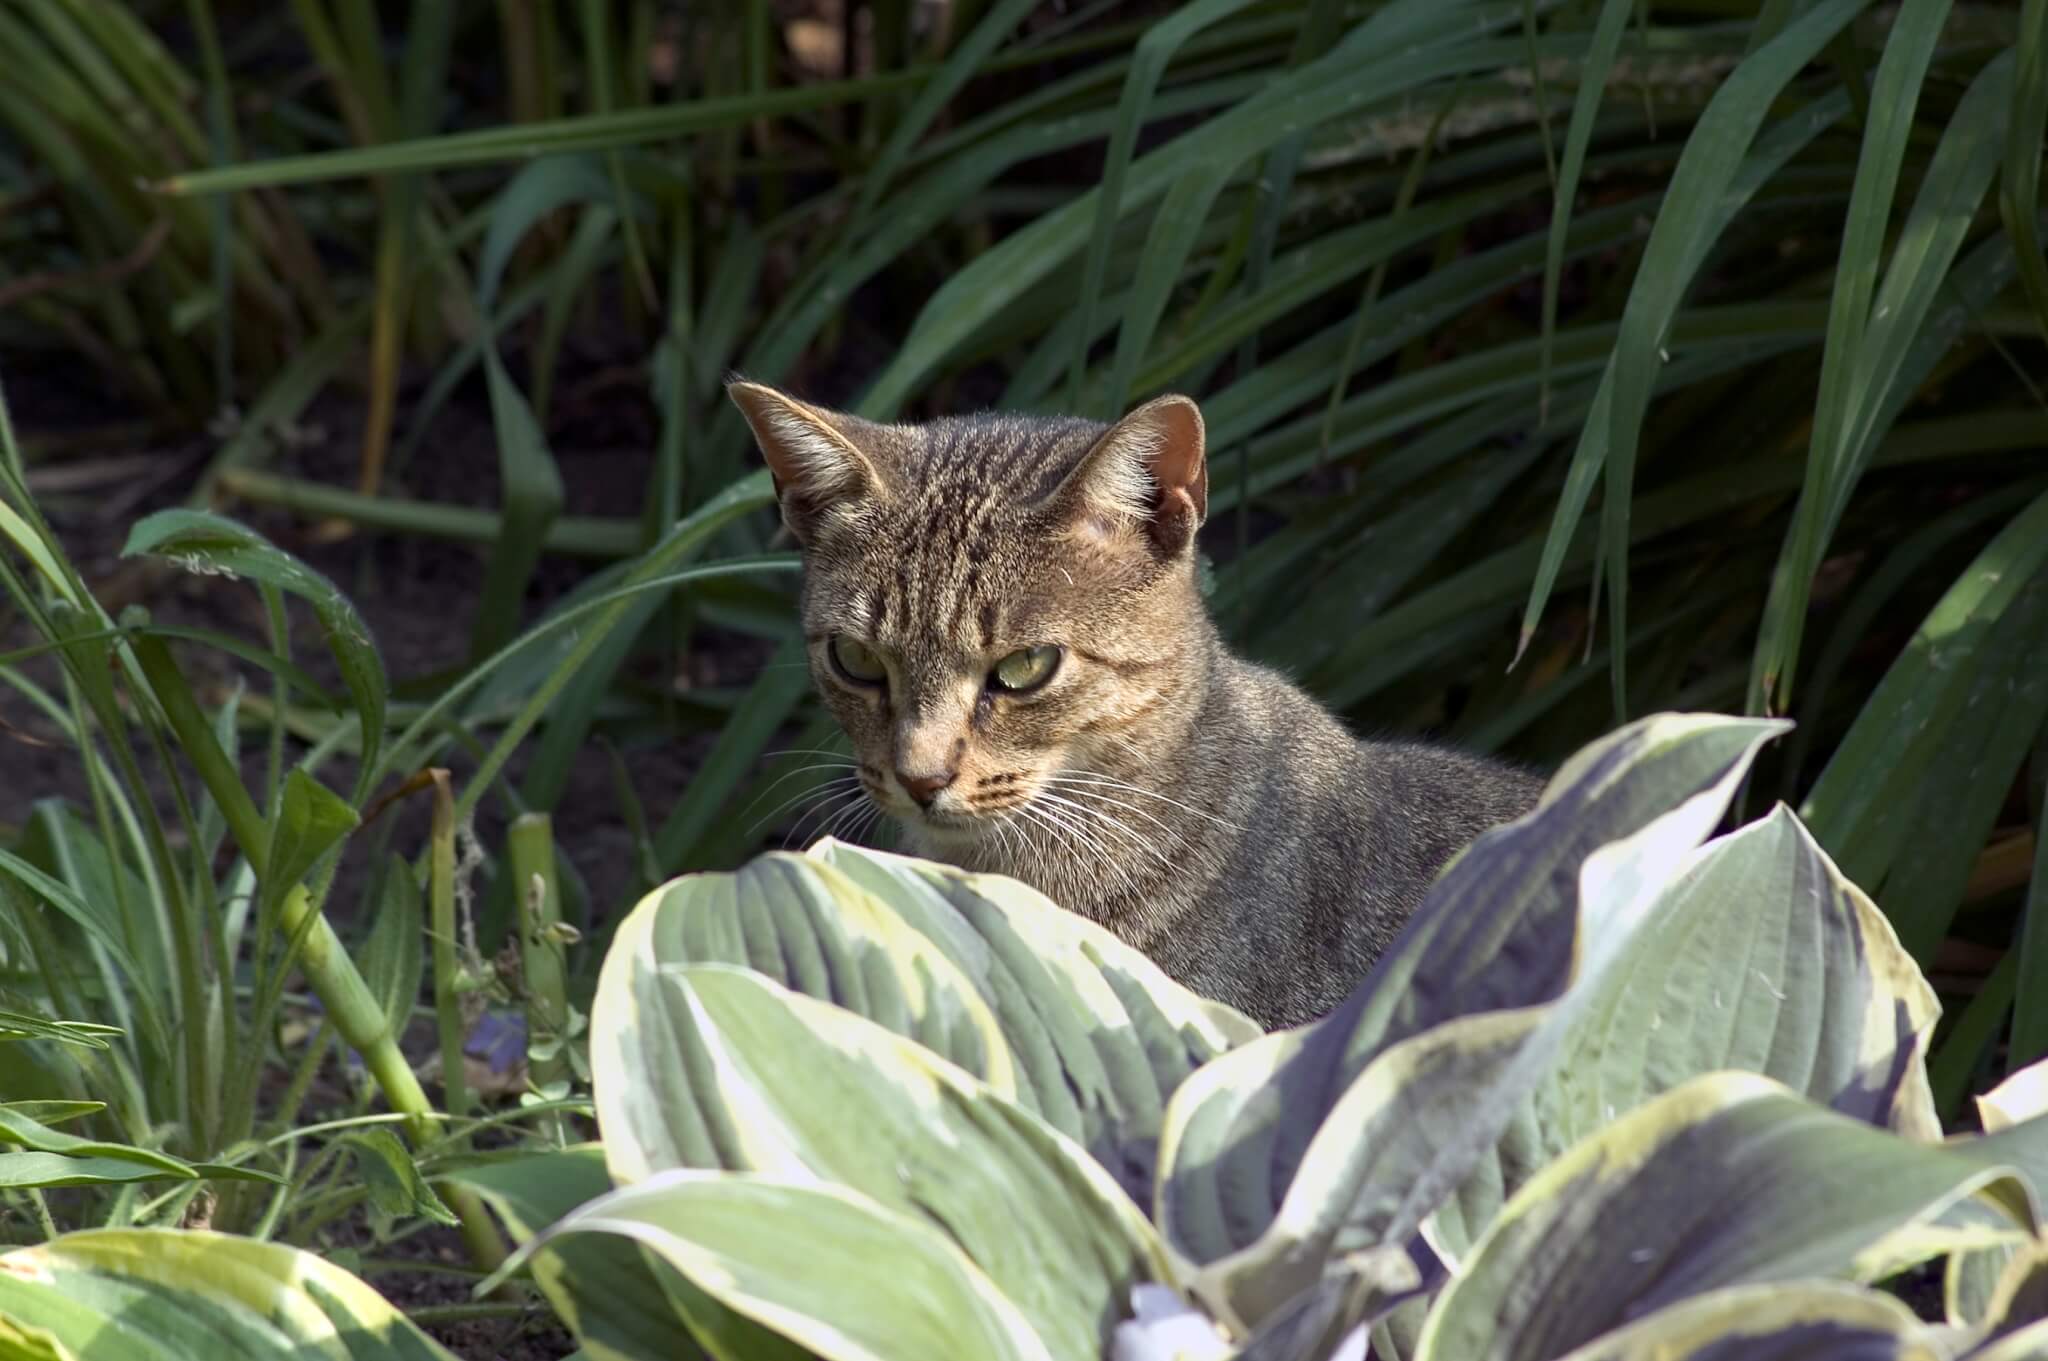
[989,645,1061,693]
[829,634,887,685]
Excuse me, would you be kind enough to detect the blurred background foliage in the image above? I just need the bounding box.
[0,0,2043,1207]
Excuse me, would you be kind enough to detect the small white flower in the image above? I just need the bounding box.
[1112,1284,1233,1361]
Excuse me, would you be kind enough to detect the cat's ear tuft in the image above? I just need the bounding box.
[1055,394,1207,555]
[726,380,886,543]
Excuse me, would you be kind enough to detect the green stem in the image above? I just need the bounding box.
[507,813,570,1144]
[430,775,468,1120]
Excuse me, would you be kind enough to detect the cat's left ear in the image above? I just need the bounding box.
[1053,394,1207,556]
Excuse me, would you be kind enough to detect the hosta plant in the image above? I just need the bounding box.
[454,712,2048,1361]
[0,1230,459,1360]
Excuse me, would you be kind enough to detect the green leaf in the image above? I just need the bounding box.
[122,510,386,783]
[339,1128,458,1229]
[262,770,358,919]
[0,1154,190,1189]
[1156,713,1785,1306]
[1519,1281,1936,1361]
[1414,1075,2040,1361]
[0,1229,457,1360]
[449,1145,747,1361]
[0,1014,118,1050]
[598,842,1253,1200]
[473,351,566,664]
[496,1172,1053,1361]
[1802,487,2048,958]
[0,1103,102,1126]
[1753,47,2019,713]
[600,963,1165,1361]
[807,840,1260,1193]
[0,1107,188,1178]
[359,854,425,1039]
[1432,803,1944,1261]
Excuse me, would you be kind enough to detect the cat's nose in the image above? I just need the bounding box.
[895,768,956,807]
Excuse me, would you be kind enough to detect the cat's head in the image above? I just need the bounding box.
[728,379,1210,854]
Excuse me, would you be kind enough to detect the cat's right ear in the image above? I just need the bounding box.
[726,380,886,544]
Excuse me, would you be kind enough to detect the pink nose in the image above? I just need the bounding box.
[895,769,955,807]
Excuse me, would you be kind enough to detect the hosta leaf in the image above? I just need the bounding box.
[1413,1075,2041,1361]
[1156,712,1785,1313]
[1432,803,1942,1261]
[494,1172,1051,1361]
[606,963,1165,1361]
[592,853,1017,1182]
[1543,1281,1940,1361]
[1977,1241,2048,1342]
[0,1229,456,1360]
[122,510,386,779]
[450,1145,785,1361]
[808,840,1259,1192]
[595,842,1254,1200]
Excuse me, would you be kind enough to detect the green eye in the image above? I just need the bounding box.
[829,635,887,684]
[990,645,1060,693]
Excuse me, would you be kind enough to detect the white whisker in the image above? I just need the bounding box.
[1045,770,1244,833]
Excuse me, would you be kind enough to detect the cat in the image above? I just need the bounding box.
[729,379,1544,1028]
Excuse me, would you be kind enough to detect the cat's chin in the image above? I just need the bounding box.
[896,812,1002,861]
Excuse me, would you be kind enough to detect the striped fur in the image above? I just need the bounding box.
[731,381,1542,1028]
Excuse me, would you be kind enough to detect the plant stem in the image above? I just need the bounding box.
[507,813,570,1143]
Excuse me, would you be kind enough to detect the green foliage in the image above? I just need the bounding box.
[0,1229,459,1360]
[2,1,2047,1349]
[7,0,2029,1082]
[476,713,2048,1361]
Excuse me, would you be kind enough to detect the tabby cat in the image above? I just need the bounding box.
[730,380,1543,1027]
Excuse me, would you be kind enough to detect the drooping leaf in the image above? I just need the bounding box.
[122,510,386,779]
[0,1229,457,1360]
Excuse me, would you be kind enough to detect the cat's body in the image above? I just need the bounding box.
[730,382,1542,1028]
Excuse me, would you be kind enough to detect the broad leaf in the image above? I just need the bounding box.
[809,839,1260,1192]
[592,853,1017,1182]
[1542,1281,1939,1361]
[0,1229,456,1360]
[494,1172,1052,1361]
[595,842,1254,1200]
[1413,1074,2041,1361]
[450,1145,756,1361]
[1432,803,1942,1260]
[602,963,1166,1361]
[1156,712,1785,1318]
